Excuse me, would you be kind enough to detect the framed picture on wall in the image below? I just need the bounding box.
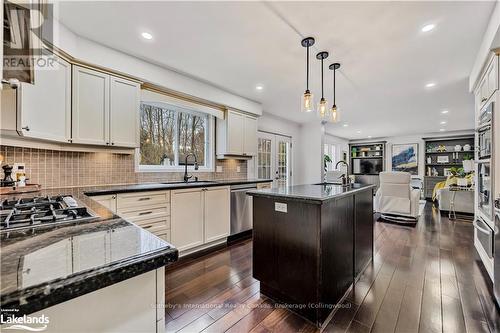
[391,143,418,175]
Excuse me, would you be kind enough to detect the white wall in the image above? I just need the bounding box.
[296,122,324,185]
[324,133,349,164]
[351,130,474,178]
[54,20,262,116]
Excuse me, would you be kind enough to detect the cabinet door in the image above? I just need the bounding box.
[204,186,230,243]
[171,188,204,252]
[72,66,110,145]
[227,111,244,154]
[487,57,498,98]
[91,194,117,213]
[110,76,140,147]
[479,77,488,107]
[243,115,257,156]
[18,54,71,142]
[354,189,374,277]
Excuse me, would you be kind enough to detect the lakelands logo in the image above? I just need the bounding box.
[0,314,49,331]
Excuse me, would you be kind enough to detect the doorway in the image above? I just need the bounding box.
[256,131,292,187]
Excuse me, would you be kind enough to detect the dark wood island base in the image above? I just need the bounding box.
[248,183,375,328]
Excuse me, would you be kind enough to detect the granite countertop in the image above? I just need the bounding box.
[0,186,179,317]
[247,183,376,203]
[84,178,273,196]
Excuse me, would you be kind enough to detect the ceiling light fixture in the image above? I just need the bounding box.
[255,85,264,91]
[425,82,436,88]
[421,24,436,32]
[301,37,315,113]
[440,128,446,132]
[368,135,373,139]
[343,124,348,127]
[329,62,341,123]
[141,32,153,40]
[440,121,447,125]
[356,130,362,134]
[316,51,329,120]
[441,110,449,114]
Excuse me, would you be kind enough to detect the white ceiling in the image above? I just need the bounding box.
[58,1,494,139]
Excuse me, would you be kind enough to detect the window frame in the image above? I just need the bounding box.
[135,100,215,173]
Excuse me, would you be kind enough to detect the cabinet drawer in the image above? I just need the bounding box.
[140,222,169,235]
[133,215,170,229]
[120,206,170,220]
[117,191,170,209]
[158,230,171,243]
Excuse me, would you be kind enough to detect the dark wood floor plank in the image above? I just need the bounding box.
[163,202,498,333]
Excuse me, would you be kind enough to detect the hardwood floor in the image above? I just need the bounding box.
[165,203,500,332]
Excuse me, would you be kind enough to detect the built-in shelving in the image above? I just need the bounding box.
[349,141,386,190]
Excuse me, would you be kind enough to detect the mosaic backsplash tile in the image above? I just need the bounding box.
[0,146,248,189]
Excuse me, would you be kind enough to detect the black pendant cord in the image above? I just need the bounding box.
[306,46,309,91]
[333,67,336,105]
[321,58,324,99]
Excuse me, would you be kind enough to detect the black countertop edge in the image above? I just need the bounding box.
[247,184,376,204]
[1,247,178,317]
[84,179,273,196]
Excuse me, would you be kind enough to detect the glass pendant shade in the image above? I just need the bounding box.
[302,90,314,113]
[318,98,330,120]
[331,104,339,123]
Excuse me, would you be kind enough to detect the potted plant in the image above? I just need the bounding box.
[450,167,468,187]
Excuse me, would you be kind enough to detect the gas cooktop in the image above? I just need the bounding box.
[0,195,96,231]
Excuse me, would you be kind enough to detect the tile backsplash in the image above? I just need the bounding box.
[0,146,248,189]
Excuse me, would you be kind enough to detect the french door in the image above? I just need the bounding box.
[257,132,292,187]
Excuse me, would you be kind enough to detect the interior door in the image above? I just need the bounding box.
[257,132,292,187]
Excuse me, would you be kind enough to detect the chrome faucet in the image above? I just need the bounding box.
[183,153,199,183]
[335,160,350,186]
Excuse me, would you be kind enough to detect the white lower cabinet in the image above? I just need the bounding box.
[171,186,230,253]
[170,188,204,252]
[204,186,231,243]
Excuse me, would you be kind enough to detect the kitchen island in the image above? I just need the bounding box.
[247,183,375,328]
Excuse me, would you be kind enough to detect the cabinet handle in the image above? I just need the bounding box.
[111,195,116,199]
[481,97,487,103]
[68,139,73,143]
[142,225,153,229]
[138,211,153,216]
[106,142,110,145]
[111,142,115,145]
[138,197,151,201]
[22,126,30,131]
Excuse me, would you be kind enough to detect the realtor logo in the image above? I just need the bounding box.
[0,313,49,332]
[3,1,55,83]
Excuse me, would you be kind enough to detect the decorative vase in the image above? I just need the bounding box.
[457,178,468,187]
[464,144,471,151]
[463,160,474,173]
[454,145,462,152]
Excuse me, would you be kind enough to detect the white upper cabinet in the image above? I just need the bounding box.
[0,53,71,141]
[243,115,258,156]
[72,65,139,147]
[72,66,110,145]
[478,56,498,108]
[110,76,140,147]
[216,110,258,158]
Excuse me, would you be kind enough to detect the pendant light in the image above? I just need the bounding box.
[301,37,315,113]
[316,51,329,120]
[329,63,341,123]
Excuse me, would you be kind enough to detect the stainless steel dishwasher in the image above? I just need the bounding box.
[230,183,258,235]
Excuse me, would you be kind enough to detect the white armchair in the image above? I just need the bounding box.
[375,171,421,222]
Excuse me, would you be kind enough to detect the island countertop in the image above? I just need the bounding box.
[247,183,375,203]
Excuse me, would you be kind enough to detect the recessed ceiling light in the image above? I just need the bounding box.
[421,24,436,32]
[141,32,153,40]
[367,135,372,139]
[255,85,264,91]
[439,128,445,132]
[356,130,362,134]
[343,124,348,127]
[440,121,447,125]
[425,82,436,88]
[441,110,449,114]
